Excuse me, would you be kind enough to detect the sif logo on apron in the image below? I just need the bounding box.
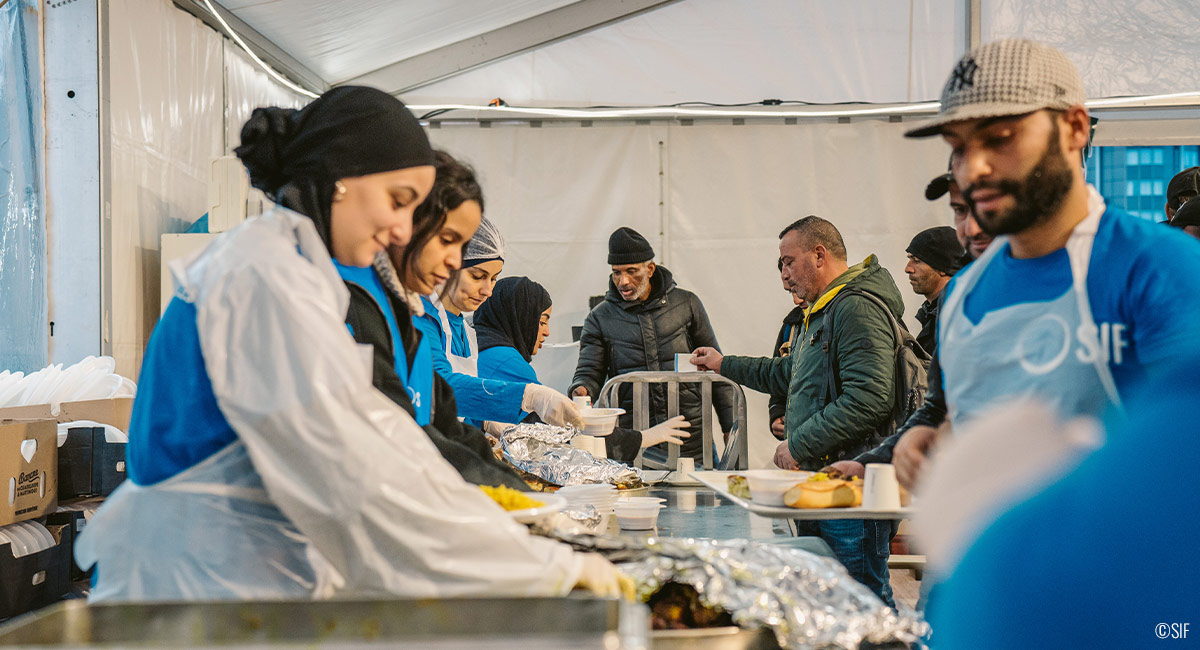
[939,201,1123,432]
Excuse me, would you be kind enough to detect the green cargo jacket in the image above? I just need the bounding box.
[721,255,903,469]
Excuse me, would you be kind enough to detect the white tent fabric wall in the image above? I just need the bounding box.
[106,0,308,379]
[982,0,1200,98]
[107,0,224,379]
[431,119,950,469]
[405,0,964,107]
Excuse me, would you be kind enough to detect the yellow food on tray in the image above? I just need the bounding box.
[784,478,863,509]
[480,485,545,511]
[726,474,750,499]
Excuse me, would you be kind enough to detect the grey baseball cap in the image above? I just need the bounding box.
[905,39,1087,139]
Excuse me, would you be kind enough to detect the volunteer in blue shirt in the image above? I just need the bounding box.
[399,160,582,431]
[340,150,531,489]
[474,277,690,463]
[897,38,1200,491]
[75,87,620,601]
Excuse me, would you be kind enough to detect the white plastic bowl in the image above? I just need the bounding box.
[508,493,567,525]
[614,502,663,530]
[743,469,813,506]
[578,407,625,437]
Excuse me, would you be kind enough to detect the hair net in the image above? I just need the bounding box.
[463,215,505,267]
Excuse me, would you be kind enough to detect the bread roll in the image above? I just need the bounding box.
[784,479,862,509]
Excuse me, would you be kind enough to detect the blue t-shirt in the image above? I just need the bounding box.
[413,297,527,425]
[931,356,1200,648]
[477,345,541,422]
[942,206,1200,401]
[445,310,471,357]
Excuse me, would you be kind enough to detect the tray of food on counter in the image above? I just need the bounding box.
[690,470,915,520]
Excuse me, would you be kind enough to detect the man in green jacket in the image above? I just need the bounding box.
[692,215,904,606]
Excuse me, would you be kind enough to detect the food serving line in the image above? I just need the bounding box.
[0,373,923,650]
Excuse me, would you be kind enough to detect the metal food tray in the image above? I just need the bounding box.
[0,597,642,649]
[692,471,915,520]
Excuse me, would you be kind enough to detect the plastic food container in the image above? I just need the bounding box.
[743,469,813,506]
[579,407,625,437]
[613,502,663,530]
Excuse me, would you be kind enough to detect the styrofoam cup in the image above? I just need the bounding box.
[676,456,695,479]
[862,463,902,510]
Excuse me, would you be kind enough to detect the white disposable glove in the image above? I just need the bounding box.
[573,553,621,598]
[522,384,584,428]
[482,420,512,437]
[640,415,691,448]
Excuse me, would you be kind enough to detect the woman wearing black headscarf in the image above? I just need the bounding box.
[76,87,618,603]
[475,277,691,463]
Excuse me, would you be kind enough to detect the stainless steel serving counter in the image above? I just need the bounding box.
[614,484,837,559]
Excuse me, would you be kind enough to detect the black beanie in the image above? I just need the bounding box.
[608,227,655,265]
[907,226,965,275]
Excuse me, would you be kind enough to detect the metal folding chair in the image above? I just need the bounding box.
[597,371,748,470]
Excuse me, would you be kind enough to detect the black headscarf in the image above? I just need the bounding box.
[233,86,434,252]
[474,277,552,362]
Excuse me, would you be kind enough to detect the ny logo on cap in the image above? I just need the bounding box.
[948,57,978,93]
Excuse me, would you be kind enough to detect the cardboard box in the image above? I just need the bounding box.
[0,420,57,527]
[0,518,73,620]
[57,398,133,431]
[58,427,126,500]
[0,397,133,431]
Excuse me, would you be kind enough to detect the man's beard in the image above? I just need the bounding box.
[621,277,651,302]
[966,125,1074,237]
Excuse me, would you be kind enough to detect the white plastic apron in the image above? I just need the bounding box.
[939,206,1122,433]
[433,293,479,376]
[75,441,337,602]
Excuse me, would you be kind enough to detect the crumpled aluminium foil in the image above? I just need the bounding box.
[559,534,929,650]
[501,423,643,487]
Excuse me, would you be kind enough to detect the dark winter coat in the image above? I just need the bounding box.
[721,255,903,470]
[570,266,736,459]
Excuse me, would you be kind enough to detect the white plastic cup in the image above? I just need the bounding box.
[862,463,902,510]
[674,353,699,373]
[676,456,695,480]
[573,395,592,408]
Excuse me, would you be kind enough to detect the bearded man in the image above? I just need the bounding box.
[893,38,1200,489]
[570,227,735,463]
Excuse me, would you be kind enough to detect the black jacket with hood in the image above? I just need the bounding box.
[570,266,736,459]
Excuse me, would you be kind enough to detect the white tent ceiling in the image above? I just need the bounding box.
[205,0,1200,109]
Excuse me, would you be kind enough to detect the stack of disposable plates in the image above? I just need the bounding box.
[557,484,618,515]
[0,521,56,558]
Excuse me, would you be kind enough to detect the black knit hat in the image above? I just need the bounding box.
[608,227,655,265]
[907,226,966,275]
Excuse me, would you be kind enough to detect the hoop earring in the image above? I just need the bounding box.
[333,180,347,202]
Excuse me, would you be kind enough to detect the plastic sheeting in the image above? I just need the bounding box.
[0,0,47,373]
[104,0,307,379]
[982,0,1200,99]
[430,118,949,468]
[407,0,963,106]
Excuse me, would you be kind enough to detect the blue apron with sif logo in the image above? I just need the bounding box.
[939,208,1123,432]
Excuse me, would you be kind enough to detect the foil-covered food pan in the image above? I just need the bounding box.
[501,423,643,488]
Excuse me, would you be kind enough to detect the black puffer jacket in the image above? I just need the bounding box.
[343,275,529,491]
[570,266,735,459]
